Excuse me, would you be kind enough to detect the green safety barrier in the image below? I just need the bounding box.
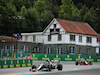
[0,52,14,59]
[1,52,100,63]
[0,59,32,69]
[16,53,100,62]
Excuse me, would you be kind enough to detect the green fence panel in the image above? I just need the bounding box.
[13,53,100,62]
[0,59,32,69]
[96,56,100,62]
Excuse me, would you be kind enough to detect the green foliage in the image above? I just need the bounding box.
[20,6,26,17]
[0,0,100,36]
[59,0,74,19]
[40,10,54,29]
[24,7,40,32]
[34,0,51,14]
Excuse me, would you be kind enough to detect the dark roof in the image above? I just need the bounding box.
[56,18,97,36]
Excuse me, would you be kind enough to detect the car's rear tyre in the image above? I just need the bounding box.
[75,61,78,65]
[57,64,63,70]
[80,62,83,65]
[31,65,36,72]
[88,61,92,65]
[32,65,36,69]
[48,65,51,71]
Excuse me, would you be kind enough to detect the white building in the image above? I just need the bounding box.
[21,32,43,43]
[21,18,98,55]
[96,34,100,55]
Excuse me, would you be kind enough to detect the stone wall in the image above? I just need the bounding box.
[0,40,96,55]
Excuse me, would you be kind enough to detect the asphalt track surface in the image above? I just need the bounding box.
[0,61,100,75]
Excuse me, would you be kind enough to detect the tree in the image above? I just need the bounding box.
[40,10,54,29]
[34,0,51,14]
[0,0,17,35]
[59,0,74,19]
[34,0,54,30]
[20,6,26,17]
[24,7,40,32]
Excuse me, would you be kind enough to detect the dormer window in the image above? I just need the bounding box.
[50,28,59,35]
[54,24,56,28]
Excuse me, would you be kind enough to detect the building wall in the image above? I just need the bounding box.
[43,33,97,47]
[17,42,42,53]
[0,41,43,53]
[43,19,97,47]
[0,40,96,55]
[21,33,43,43]
[43,44,96,55]
[96,41,100,55]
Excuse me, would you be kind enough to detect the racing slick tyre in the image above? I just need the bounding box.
[88,61,92,65]
[75,61,78,65]
[57,64,63,70]
[31,65,37,72]
[80,62,83,65]
[32,65,37,69]
[48,65,51,71]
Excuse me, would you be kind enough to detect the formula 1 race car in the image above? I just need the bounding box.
[75,58,92,65]
[29,59,63,72]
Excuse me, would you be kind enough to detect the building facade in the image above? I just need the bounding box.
[21,18,98,55]
[96,34,100,55]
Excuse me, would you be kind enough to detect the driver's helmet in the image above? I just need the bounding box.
[46,59,49,62]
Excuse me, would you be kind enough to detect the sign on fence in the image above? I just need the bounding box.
[0,59,32,69]
[16,53,100,62]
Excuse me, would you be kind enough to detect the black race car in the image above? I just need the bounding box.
[29,59,63,72]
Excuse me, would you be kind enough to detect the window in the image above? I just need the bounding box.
[57,47,62,54]
[87,37,92,43]
[79,36,82,42]
[22,46,28,52]
[86,48,91,55]
[4,45,8,52]
[33,35,35,42]
[25,36,28,41]
[50,29,59,35]
[79,47,81,54]
[61,47,62,54]
[10,45,15,53]
[47,48,52,54]
[70,35,75,41]
[48,35,51,41]
[69,46,75,54]
[50,29,54,33]
[56,29,59,32]
[54,24,56,28]
[58,34,62,41]
[34,47,40,52]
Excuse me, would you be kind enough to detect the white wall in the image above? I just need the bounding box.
[43,34,66,44]
[96,41,100,54]
[21,32,43,43]
[44,32,97,47]
[43,19,66,44]
[36,35,44,43]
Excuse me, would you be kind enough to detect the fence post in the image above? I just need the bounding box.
[12,50,14,58]
[17,49,19,58]
[7,49,8,59]
[1,49,3,59]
